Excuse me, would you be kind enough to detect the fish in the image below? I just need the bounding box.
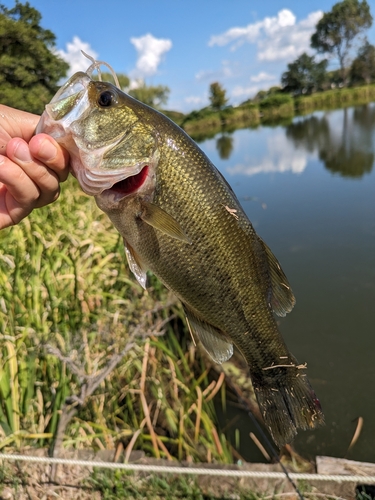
[36,58,324,447]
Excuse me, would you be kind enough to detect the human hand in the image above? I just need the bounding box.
[0,104,70,229]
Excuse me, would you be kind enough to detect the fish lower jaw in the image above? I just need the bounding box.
[96,164,152,202]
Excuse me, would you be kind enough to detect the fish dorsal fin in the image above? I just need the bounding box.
[123,239,147,289]
[140,201,191,243]
[183,305,233,364]
[259,238,296,317]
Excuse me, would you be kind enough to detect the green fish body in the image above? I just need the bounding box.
[37,70,324,447]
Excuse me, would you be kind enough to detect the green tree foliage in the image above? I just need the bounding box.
[310,0,373,83]
[95,73,169,109]
[99,72,130,90]
[209,82,228,111]
[129,83,170,109]
[350,39,375,83]
[281,53,328,94]
[0,1,69,113]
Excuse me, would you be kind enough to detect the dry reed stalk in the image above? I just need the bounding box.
[155,435,173,460]
[140,339,150,393]
[194,387,203,443]
[211,427,223,457]
[167,355,179,400]
[205,371,225,402]
[250,432,271,461]
[124,418,146,463]
[139,391,160,459]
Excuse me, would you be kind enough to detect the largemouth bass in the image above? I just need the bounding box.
[37,60,324,447]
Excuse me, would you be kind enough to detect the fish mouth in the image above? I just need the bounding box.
[100,165,150,199]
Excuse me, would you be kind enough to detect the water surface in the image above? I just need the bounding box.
[199,104,375,462]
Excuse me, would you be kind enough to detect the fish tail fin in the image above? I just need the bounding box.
[251,367,324,448]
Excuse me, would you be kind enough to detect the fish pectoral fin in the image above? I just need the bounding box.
[140,201,191,243]
[123,239,148,289]
[183,305,233,364]
[259,238,296,317]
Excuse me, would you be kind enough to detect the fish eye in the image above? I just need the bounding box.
[97,90,115,107]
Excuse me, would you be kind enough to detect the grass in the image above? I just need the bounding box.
[0,177,234,463]
[87,469,260,500]
[294,84,375,113]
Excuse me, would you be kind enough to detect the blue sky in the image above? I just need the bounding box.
[4,0,375,112]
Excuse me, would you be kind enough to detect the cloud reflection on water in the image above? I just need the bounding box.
[226,131,313,176]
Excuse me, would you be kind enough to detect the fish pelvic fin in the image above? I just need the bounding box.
[251,363,324,448]
[259,238,296,317]
[123,239,148,289]
[183,305,233,364]
[140,201,191,244]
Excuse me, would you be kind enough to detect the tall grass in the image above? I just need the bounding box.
[0,178,233,463]
[295,84,375,113]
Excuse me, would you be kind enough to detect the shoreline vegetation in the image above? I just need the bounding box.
[162,84,375,141]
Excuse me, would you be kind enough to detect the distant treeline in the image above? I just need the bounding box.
[167,84,375,140]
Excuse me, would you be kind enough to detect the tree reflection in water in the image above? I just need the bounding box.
[216,133,234,160]
[286,104,375,178]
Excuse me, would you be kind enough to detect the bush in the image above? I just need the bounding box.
[259,94,293,109]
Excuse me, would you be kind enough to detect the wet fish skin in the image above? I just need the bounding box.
[37,74,324,447]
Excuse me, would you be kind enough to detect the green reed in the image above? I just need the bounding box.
[0,178,233,463]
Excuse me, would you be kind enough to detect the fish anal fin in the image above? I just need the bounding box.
[260,238,296,317]
[183,305,233,364]
[140,201,191,243]
[123,239,147,289]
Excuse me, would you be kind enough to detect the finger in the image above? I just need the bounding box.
[29,134,70,182]
[0,155,38,227]
[0,105,39,147]
[0,184,32,229]
[6,139,60,208]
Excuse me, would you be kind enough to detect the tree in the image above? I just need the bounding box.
[281,53,328,94]
[0,1,69,114]
[209,82,228,111]
[350,39,375,83]
[99,72,130,90]
[129,83,170,109]
[310,0,373,84]
[96,73,169,109]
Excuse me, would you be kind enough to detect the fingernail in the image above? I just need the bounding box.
[14,142,32,162]
[38,139,57,161]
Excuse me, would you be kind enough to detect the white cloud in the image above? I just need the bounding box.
[196,60,234,81]
[209,22,263,49]
[185,95,206,106]
[231,85,260,98]
[209,9,323,62]
[56,36,98,77]
[250,72,276,83]
[130,33,172,79]
[231,73,278,102]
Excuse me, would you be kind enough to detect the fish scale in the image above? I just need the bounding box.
[37,66,324,447]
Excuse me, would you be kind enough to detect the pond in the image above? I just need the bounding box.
[198,104,375,463]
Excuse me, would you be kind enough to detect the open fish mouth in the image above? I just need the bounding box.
[102,165,149,197]
[76,162,150,198]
